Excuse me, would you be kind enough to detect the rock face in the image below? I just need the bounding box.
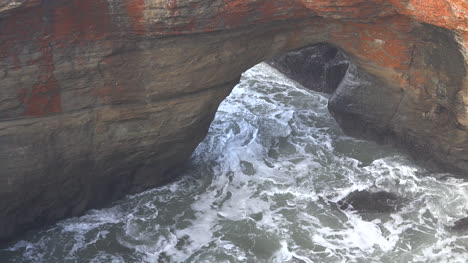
[0,0,467,241]
[267,44,350,94]
[269,38,466,162]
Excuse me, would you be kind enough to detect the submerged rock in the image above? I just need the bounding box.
[0,0,467,241]
[337,190,403,213]
[450,217,468,231]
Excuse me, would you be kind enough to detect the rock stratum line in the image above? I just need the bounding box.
[0,0,467,241]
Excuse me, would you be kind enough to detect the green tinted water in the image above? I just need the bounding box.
[1,63,467,263]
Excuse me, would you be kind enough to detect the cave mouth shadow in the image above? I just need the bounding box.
[252,42,456,177]
[266,43,350,96]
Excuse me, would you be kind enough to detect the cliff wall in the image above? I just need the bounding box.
[1,0,467,241]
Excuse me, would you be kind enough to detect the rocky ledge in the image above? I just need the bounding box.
[1,0,467,241]
[269,40,468,172]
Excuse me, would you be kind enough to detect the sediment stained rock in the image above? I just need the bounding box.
[0,0,467,241]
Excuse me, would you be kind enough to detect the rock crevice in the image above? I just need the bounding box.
[1,0,468,242]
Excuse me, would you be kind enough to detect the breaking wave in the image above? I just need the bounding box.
[1,63,467,263]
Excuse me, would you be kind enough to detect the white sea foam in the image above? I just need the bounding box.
[2,63,468,263]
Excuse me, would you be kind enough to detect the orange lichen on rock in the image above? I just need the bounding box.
[1,0,467,119]
[222,0,253,27]
[301,0,395,20]
[53,0,111,41]
[0,6,42,64]
[24,79,62,116]
[330,16,415,71]
[220,0,312,28]
[25,26,62,116]
[1,0,468,243]
[0,4,62,117]
[388,0,468,32]
[126,0,147,35]
[256,1,311,24]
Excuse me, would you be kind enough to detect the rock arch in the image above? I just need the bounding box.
[0,0,467,241]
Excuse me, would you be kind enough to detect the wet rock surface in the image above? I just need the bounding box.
[0,0,467,241]
[269,34,468,174]
[267,44,349,94]
[337,190,403,214]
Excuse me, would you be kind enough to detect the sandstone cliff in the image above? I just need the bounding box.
[1,0,467,241]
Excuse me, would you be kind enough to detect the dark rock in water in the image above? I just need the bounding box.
[327,63,405,144]
[337,190,402,213]
[1,0,468,242]
[450,217,468,231]
[267,44,349,94]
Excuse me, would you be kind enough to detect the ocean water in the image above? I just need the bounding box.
[1,63,468,263]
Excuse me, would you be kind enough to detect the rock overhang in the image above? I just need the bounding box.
[0,0,467,242]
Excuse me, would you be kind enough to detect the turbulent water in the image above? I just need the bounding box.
[2,63,468,263]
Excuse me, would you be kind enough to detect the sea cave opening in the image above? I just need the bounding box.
[2,43,468,263]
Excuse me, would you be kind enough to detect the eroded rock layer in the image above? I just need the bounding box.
[0,0,467,241]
